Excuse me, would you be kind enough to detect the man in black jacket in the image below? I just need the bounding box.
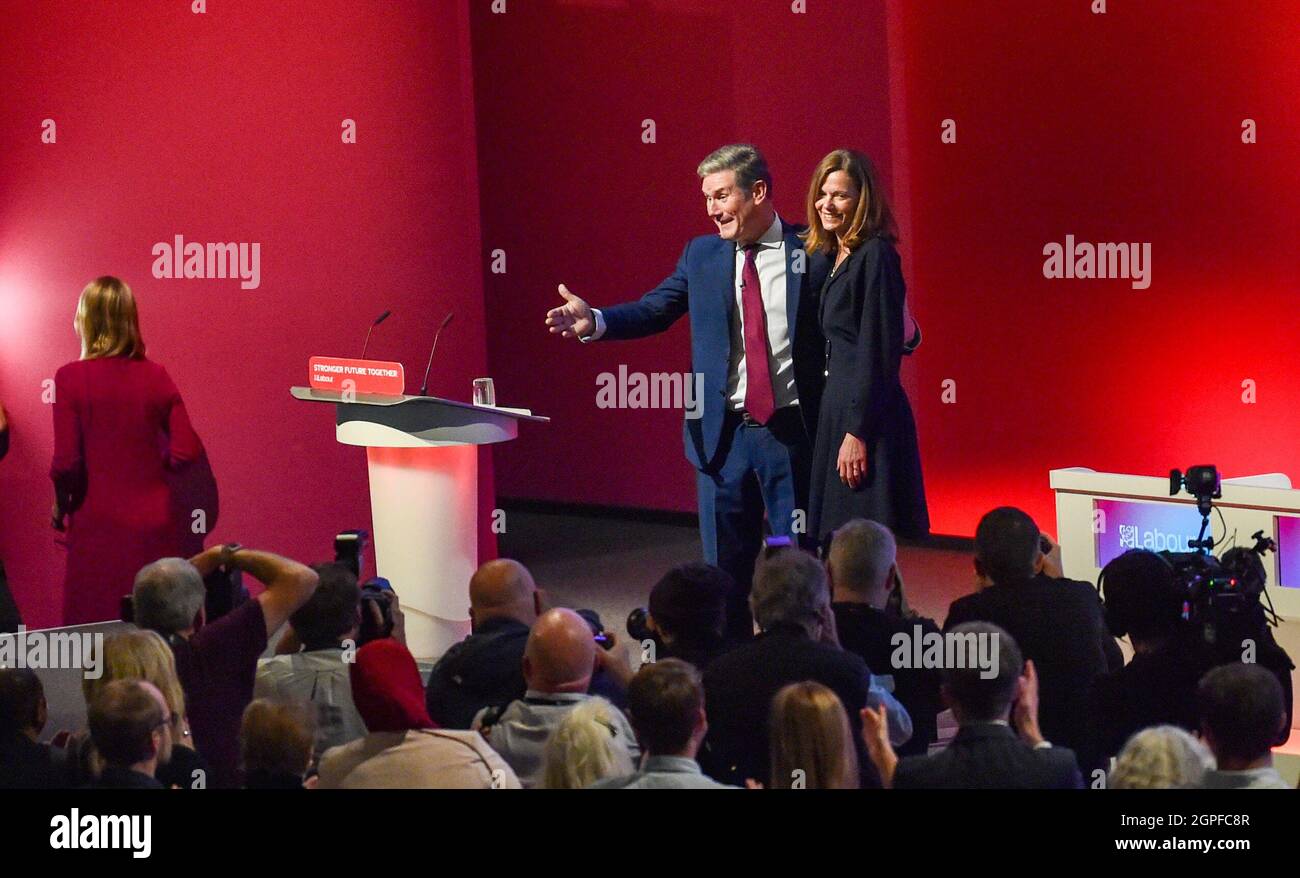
[425,559,543,728]
[700,548,911,787]
[827,518,942,757]
[944,507,1120,756]
[83,680,171,790]
[863,622,1083,789]
[0,669,72,789]
[425,559,628,727]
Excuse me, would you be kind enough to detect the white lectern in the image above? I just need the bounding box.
[291,386,548,660]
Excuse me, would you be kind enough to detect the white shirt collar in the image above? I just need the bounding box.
[737,214,783,251]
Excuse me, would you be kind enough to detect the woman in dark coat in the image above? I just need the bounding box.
[803,150,929,545]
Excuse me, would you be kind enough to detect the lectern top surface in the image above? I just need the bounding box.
[289,386,549,422]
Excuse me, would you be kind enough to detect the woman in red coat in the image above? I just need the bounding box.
[51,276,204,625]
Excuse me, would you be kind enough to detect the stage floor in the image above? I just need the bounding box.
[496,505,976,637]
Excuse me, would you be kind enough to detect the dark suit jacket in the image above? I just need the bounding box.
[82,766,164,789]
[700,624,875,787]
[833,602,942,757]
[944,573,1118,755]
[0,733,71,789]
[894,723,1082,789]
[599,218,828,471]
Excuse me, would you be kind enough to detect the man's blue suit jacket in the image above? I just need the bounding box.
[599,219,829,472]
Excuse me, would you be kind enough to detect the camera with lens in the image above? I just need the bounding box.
[335,529,396,646]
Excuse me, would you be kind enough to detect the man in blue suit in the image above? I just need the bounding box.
[546,144,827,638]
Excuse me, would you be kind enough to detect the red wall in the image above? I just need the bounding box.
[0,0,492,627]
[475,0,1300,537]
[893,0,1300,535]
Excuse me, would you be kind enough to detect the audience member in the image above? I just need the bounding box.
[542,697,637,789]
[944,507,1119,755]
[643,563,733,669]
[474,608,638,788]
[424,559,542,728]
[767,681,859,789]
[1107,725,1213,789]
[240,699,316,789]
[700,548,910,787]
[593,659,734,789]
[1087,549,1215,769]
[256,562,367,755]
[82,628,209,789]
[319,639,519,788]
[827,519,942,757]
[1198,663,1291,789]
[863,623,1083,789]
[0,668,71,789]
[133,544,318,788]
[84,680,172,789]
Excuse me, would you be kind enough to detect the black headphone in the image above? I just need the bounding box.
[1098,549,1184,639]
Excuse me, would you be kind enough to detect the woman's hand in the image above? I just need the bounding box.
[859,704,898,788]
[837,433,869,488]
[51,501,66,532]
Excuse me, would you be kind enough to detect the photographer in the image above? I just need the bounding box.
[628,562,734,670]
[132,545,318,788]
[1087,549,1216,769]
[255,562,368,756]
[1212,546,1295,742]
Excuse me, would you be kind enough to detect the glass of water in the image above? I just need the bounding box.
[472,378,495,407]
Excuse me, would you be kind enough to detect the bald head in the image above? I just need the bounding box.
[469,559,539,629]
[523,608,596,694]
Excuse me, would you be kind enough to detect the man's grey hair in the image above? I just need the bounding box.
[133,558,205,635]
[828,519,896,595]
[749,549,828,635]
[1108,726,1214,789]
[697,143,772,194]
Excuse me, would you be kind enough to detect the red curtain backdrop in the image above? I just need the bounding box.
[475,0,1299,538]
[0,0,493,628]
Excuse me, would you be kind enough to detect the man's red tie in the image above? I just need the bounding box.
[741,245,776,424]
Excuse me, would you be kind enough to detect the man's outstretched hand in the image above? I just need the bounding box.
[545,284,595,339]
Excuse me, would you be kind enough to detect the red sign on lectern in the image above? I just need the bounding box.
[308,356,406,397]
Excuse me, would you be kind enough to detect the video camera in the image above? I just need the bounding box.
[1163,465,1280,651]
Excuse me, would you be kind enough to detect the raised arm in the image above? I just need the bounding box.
[545,241,692,342]
[194,546,318,637]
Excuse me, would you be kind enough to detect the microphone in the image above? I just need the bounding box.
[361,309,392,360]
[418,312,455,397]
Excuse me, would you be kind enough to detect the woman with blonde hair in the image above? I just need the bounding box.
[81,627,209,788]
[1108,725,1214,789]
[542,697,637,789]
[51,276,204,625]
[801,151,928,547]
[768,681,859,789]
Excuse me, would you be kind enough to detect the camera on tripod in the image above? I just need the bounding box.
[1164,465,1279,648]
